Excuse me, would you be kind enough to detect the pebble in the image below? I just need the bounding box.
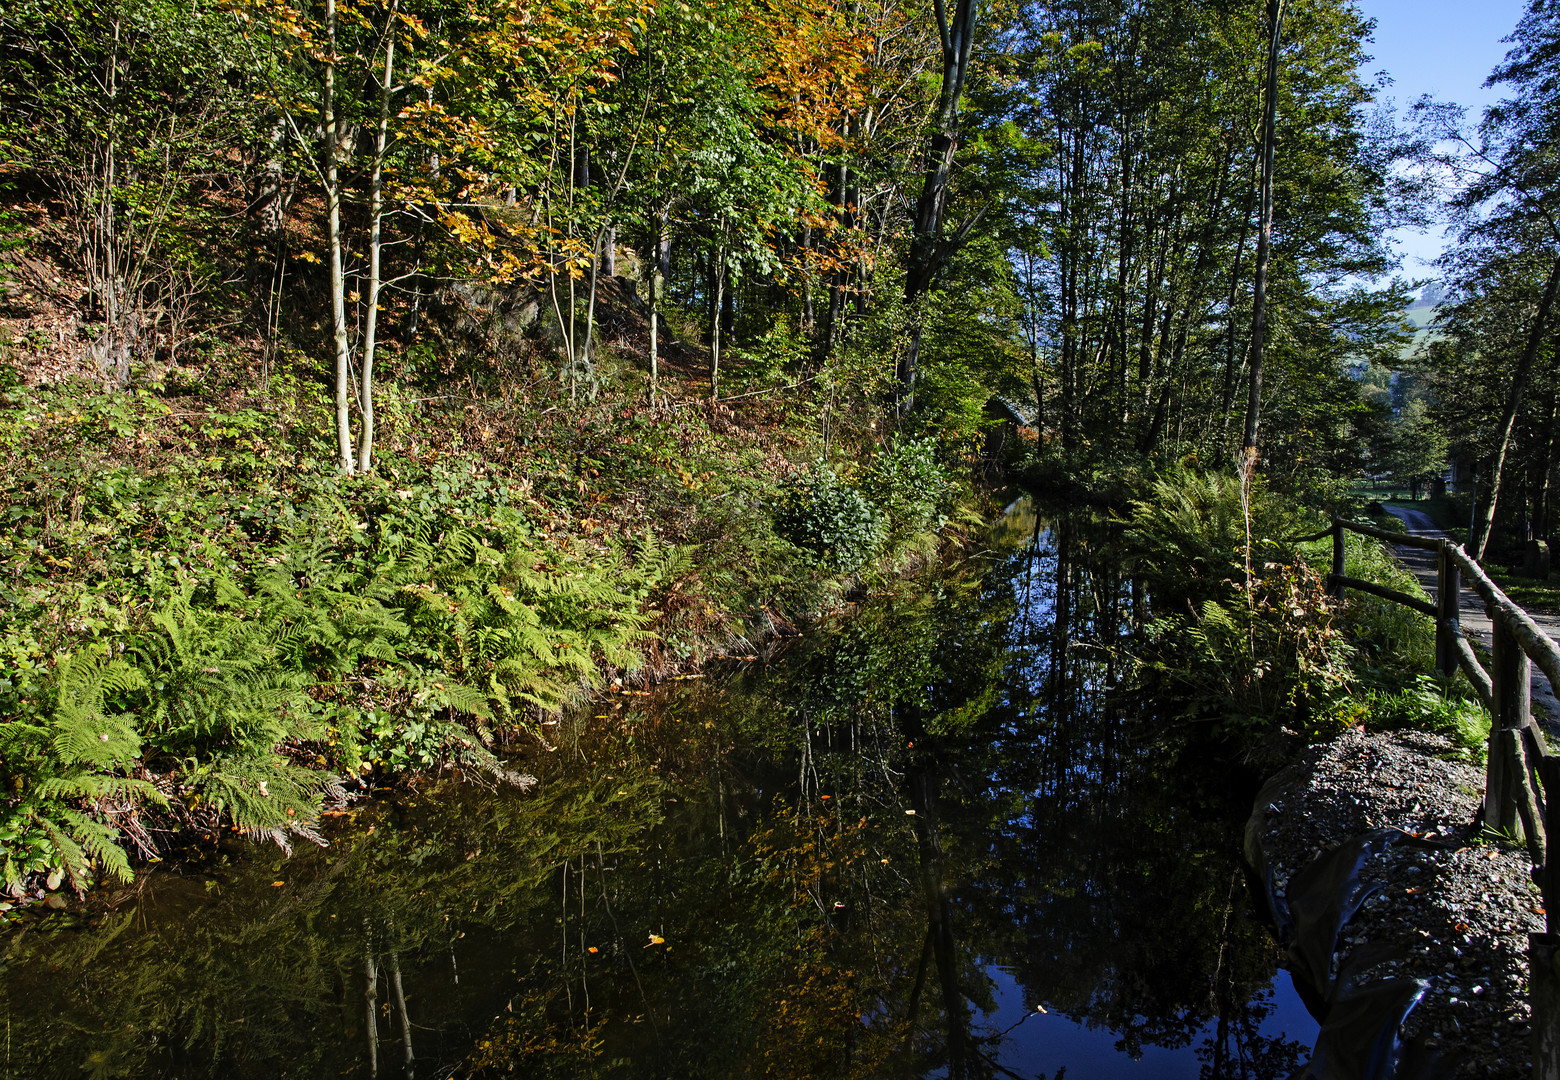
[1257,727,1543,1078]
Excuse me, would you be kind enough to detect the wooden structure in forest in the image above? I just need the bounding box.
[1325,516,1560,1078]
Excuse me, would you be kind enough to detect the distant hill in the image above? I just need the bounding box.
[1400,282,1443,355]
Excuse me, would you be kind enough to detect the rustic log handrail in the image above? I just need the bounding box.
[1449,546,1560,703]
[1450,629,1494,713]
[1325,513,1560,1075]
[1325,574,1437,617]
[1332,516,1445,551]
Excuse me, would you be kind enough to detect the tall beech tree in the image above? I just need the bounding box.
[1421,0,1560,558]
[898,0,979,417]
[1243,0,1285,472]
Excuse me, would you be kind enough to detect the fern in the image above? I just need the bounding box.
[0,652,162,890]
[3,496,684,890]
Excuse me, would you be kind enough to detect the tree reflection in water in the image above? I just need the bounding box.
[3,501,1313,1079]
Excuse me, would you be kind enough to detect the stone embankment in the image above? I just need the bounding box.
[1257,727,1545,1077]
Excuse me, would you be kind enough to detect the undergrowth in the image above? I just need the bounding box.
[1124,464,1484,764]
[0,364,974,895]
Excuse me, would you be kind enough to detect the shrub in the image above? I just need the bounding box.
[1125,465,1354,755]
[1138,558,1355,749]
[773,466,883,574]
[862,438,950,547]
[0,472,672,893]
[1327,531,1436,690]
[1123,464,1317,613]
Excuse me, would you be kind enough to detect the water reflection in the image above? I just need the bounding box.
[2,499,1316,1079]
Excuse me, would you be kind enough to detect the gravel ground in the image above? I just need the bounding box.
[1254,726,1547,1077]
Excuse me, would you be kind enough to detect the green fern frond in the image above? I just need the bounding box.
[427,679,494,720]
[57,808,134,885]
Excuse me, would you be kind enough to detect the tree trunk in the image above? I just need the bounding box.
[898,0,978,416]
[647,220,668,403]
[388,949,414,1079]
[323,0,355,473]
[578,227,605,395]
[710,244,725,399]
[364,944,379,1079]
[1472,255,1560,559]
[357,2,397,475]
[1243,0,1284,476]
[1536,390,1558,539]
[801,223,815,336]
[1219,155,1258,454]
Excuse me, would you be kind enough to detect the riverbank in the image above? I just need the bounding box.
[0,325,987,904]
[1254,725,1544,1077]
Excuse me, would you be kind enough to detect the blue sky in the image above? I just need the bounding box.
[1354,0,1527,275]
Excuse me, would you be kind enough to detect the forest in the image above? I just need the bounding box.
[1,0,1558,915]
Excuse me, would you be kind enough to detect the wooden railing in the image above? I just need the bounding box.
[1326,516,1560,1076]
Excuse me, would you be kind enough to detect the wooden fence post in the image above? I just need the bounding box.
[1535,933,1560,1080]
[1330,519,1345,601]
[1435,541,1460,678]
[1486,611,1532,836]
[1540,754,1560,935]
[1538,758,1560,1080]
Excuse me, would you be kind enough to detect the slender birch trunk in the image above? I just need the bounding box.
[364,945,380,1079]
[323,0,355,473]
[357,1,397,474]
[388,949,414,1078]
[1243,0,1284,476]
[710,241,725,400]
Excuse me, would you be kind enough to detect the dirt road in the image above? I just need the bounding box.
[1382,505,1560,722]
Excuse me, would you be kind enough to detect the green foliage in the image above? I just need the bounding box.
[861,438,951,548]
[727,318,806,392]
[1124,466,1361,756]
[1138,559,1354,749]
[772,465,884,575]
[1380,399,1448,496]
[1123,464,1485,760]
[1326,530,1436,688]
[1361,675,1489,762]
[0,438,680,887]
[0,652,160,893]
[1123,465,1318,611]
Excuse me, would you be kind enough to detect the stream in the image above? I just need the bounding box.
[2,499,1319,1079]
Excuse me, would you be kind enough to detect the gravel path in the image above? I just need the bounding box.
[1255,728,1545,1077]
[1380,506,1560,723]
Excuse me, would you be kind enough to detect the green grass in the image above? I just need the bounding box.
[1484,571,1560,616]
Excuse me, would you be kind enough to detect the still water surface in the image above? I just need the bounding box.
[3,500,1317,1078]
